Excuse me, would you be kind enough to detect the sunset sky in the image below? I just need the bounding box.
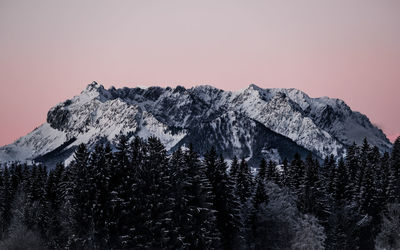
[0,0,399,146]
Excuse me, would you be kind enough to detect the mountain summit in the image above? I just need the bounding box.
[0,82,392,166]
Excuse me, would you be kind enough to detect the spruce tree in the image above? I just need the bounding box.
[235,157,254,205]
[248,174,269,250]
[345,142,359,202]
[43,163,65,249]
[184,145,221,249]
[266,160,278,184]
[332,158,348,206]
[289,153,305,196]
[229,155,240,182]
[130,137,174,249]
[208,155,243,250]
[0,167,12,236]
[256,158,267,183]
[63,143,94,249]
[390,137,400,201]
[168,147,189,248]
[299,154,320,214]
[278,158,289,187]
[90,144,113,248]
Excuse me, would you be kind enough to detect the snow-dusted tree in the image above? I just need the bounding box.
[251,182,301,250]
[62,143,97,249]
[379,152,391,204]
[0,191,43,250]
[375,203,400,250]
[168,147,190,248]
[266,160,278,184]
[288,153,305,195]
[278,158,289,187]
[229,155,240,181]
[389,137,400,202]
[41,163,65,249]
[358,162,378,216]
[332,158,348,206]
[291,214,326,250]
[325,204,365,250]
[207,155,243,250]
[235,157,254,205]
[0,167,12,237]
[386,168,398,203]
[247,169,269,249]
[185,145,221,249]
[345,142,360,201]
[299,154,320,214]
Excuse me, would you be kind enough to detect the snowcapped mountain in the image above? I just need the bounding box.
[0,82,392,167]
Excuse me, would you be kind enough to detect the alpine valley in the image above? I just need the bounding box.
[0,82,392,167]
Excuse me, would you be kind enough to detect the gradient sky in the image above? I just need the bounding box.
[0,0,399,146]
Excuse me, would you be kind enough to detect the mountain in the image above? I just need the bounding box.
[0,82,392,167]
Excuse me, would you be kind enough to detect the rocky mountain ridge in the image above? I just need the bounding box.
[0,82,392,166]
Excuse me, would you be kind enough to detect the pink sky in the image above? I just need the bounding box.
[0,0,399,146]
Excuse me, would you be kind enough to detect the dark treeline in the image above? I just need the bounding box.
[0,136,400,250]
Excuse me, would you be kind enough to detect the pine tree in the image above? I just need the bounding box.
[208,155,243,250]
[130,137,174,249]
[386,162,398,203]
[323,155,336,199]
[299,154,320,214]
[345,143,359,202]
[229,155,240,182]
[0,167,12,236]
[357,165,377,249]
[313,159,330,223]
[375,203,400,250]
[63,143,95,249]
[390,137,400,202]
[204,147,218,182]
[168,147,190,248]
[266,160,278,184]
[184,145,221,249]
[89,144,113,248]
[42,163,65,249]
[256,158,267,183]
[106,135,138,248]
[278,158,289,187]
[130,136,145,167]
[248,175,269,250]
[332,158,348,206]
[392,137,400,170]
[354,138,370,204]
[289,153,305,196]
[235,157,254,205]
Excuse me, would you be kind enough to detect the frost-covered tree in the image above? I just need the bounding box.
[291,214,326,250]
[185,145,221,249]
[207,155,243,250]
[0,191,43,250]
[235,157,254,205]
[375,203,400,250]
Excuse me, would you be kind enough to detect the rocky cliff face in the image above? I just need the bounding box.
[0,82,392,166]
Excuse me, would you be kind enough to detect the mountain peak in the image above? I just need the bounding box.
[81,81,113,101]
[85,81,104,91]
[248,83,262,90]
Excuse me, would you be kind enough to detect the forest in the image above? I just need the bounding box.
[0,135,400,250]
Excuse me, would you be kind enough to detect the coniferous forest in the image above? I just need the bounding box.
[0,136,400,250]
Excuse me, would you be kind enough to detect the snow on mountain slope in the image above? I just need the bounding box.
[246,86,392,153]
[0,123,67,162]
[171,110,315,166]
[0,81,392,166]
[229,86,344,158]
